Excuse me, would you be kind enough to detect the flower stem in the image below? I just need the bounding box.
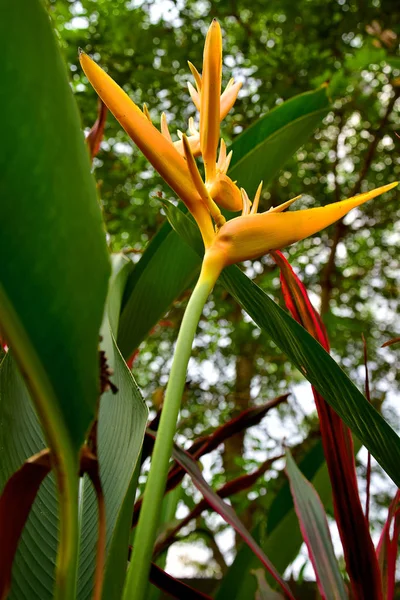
[123,256,221,600]
[54,460,79,600]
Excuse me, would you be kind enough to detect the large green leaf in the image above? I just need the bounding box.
[118,88,329,359]
[0,1,110,453]
[163,202,400,487]
[0,256,148,599]
[228,87,330,197]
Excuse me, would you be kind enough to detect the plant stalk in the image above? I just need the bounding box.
[54,461,79,600]
[123,256,221,600]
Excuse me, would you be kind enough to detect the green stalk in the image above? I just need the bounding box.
[54,457,79,600]
[123,257,221,600]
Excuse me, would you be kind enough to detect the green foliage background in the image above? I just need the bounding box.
[50,0,399,580]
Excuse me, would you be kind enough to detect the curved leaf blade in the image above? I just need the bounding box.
[216,441,332,600]
[229,87,330,196]
[285,450,348,600]
[0,0,110,452]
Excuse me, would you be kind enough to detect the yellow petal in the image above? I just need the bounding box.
[189,77,241,122]
[160,112,173,143]
[208,173,243,211]
[187,82,201,111]
[188,61,202,92]
[240,188,252,216]
[268,195,302,213]
[142,103,152,122]
[220,81,242,120]
[174,133,201,157]
[79,51,214,246]
[200,19,222,182]
[250,182,263,215]
[181,134,209,201]
[217,138,227,171]
[182,135,226,229]
[208,182,398,266]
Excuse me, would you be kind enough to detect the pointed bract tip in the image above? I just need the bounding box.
[78,47,84,56]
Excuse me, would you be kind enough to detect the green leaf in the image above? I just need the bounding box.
[228,87,330,196]
[285,450,348,600]
[118,223,200,358]
[0,0,110,454]
[1,5,110,592]
[118,88,329,360]
[386,56,400,70]
[344,45,386,71]
[0,256,148,599]
[98,255,148,599]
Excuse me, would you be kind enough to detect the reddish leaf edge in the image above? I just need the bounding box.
[85,99,108,160]
[285,449,348,600]
[362,333,372,524]
[377,489,400,600]
[272,250,382,599]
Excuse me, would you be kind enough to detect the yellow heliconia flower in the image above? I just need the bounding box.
[79,21,398,275]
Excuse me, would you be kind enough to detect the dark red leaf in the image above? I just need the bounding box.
[377,489,400,600]
[133,394,288,527]
[272,251,329,351]
[126,349,139,370]
[149,563,212,599]
[362,333,372,523]
[190,394,289,459]
[381,336,400,348]
[271,250,382,600]
[154,454,283,557]
[146,430,296,600]
[0,449,51,598]
[86,99,107,160]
